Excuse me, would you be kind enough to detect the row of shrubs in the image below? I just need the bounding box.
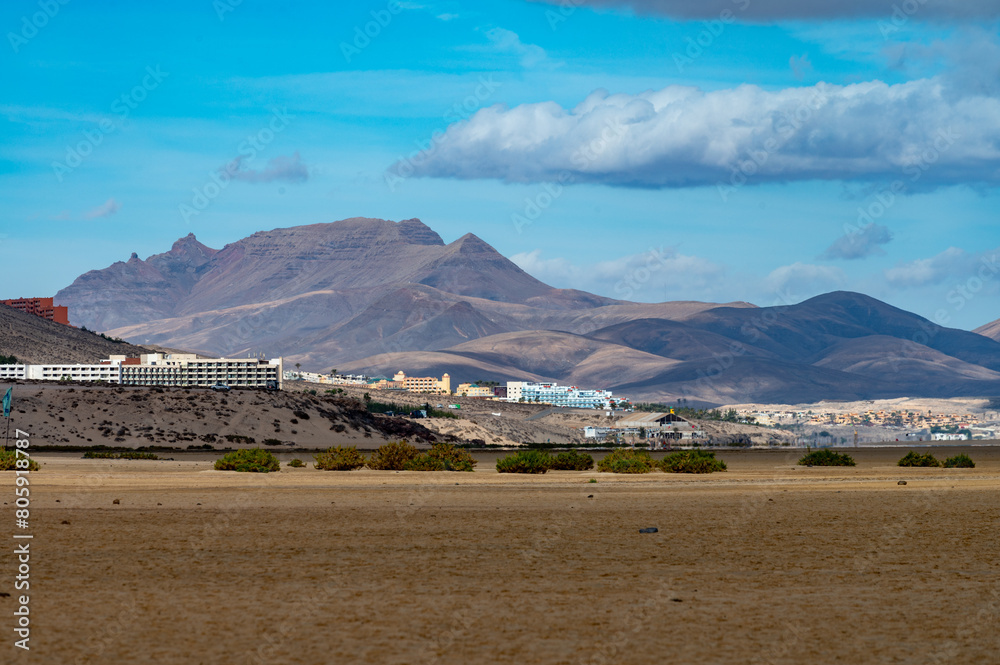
[82,451,160,460]
[213,441,477,473]
[495,449,596,473]
[593,448,727,474]
[798,449,976,468]
[211,444,978,473]
[898,451,975,468]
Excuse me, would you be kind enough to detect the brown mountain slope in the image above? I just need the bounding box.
[974,318,1000,342]
[0,304,146,364]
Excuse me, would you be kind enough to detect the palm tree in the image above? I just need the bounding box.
[295,362,301,378]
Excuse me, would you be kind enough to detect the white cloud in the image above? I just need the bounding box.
[512,246,727,301]
[821,223,894,260]
[764,263,846,294]
[885,246,1000,288]
[85,198,121,219]
[398,77,1000,190]
[222,152,309,184]
[484,28,549,68]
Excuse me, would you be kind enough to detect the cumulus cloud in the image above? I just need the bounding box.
[511,246,727,301]
[885,246,1000,288]
[484,28,549,68]
[85,197,121,219]
[395,78,1000,190]
[222,151,309,184]
[529,0,1000,21]
[764,262,846,294]
[821,223,894,260]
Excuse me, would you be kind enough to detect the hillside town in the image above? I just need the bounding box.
[285,369,629,410]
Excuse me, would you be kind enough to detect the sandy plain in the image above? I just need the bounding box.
[2,447,1000,665]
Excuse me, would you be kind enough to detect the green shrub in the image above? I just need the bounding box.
[798,449,856,467]
[287,458,305,468]
[661,450,727,474]
[405,443,476,472]
[897,451,941,467]
[943,453,975,468]
[367,440,420,470]
[314,446,366,471]
[403,455,447,471]
[549,450,595,471]
[496,450,552,474]
[263,438,282,446]
[596,448,655,474]
[214,448,280,473]
[224,434,256,444]
[0,448,39,471]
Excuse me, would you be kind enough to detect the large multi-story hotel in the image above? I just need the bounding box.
[0,353,282,389]
[505,381,620,409]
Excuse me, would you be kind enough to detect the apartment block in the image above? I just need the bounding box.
[2,297,70,325]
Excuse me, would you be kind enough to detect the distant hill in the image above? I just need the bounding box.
[57,217,748,367]
[975,318,1000,342]
[0,304,146,365]
[54,218,1000,406]
[337,292,1000,406]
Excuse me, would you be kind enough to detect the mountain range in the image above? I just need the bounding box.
[55,218,1000,406]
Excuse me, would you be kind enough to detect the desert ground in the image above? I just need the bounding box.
[2,447,999,664]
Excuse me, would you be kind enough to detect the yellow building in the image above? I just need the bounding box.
[456,382,494,398]
[392,371,451,395]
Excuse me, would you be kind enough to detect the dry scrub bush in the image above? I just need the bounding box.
[798,449,856,467]
[0,448,39,471]
[596,448,655,474]
[314,446,366,471]
[549,450,594,471]
[496,450,552,474]
[214,448,280,473]
[367,440,420,470]
[405,443,476,472]
[661,449,726,474]
[897,451,941,467]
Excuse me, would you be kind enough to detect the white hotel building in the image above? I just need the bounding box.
[504,381,620,410]
[0,353,282,389]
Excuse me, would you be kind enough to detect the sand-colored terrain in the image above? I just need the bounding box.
[2,447,999,664]
[4,383,451,450]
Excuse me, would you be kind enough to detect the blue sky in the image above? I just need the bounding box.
[1,0,998,329]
